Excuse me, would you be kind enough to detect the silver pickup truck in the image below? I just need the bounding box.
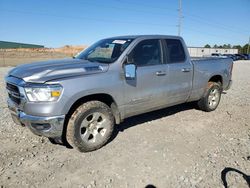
[5,35,233,152]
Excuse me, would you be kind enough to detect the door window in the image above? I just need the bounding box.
[130,39,162,66]
[165,39,186,63]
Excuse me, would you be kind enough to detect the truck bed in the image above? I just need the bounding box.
[187,57,233,102]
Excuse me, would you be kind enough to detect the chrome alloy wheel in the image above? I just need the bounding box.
[80,112,109,144]
[208,88,220,108]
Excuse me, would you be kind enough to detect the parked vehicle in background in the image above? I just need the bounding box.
[5,35,233,152]
[231,54,238,60]
[234,54,241,60]
[234,54,245,60]
[247,54,250,60]
[239,54,247,60]
[242,54,250,60]
[223,54,237,61]
[211,53,222,57]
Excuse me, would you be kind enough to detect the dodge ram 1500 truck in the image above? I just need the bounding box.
[5,35,233,152]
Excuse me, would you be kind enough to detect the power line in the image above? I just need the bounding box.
[81,1,176,18]
[0,9,176,28]
[113,0,175,12]
[182,26,239,41]
[1,3,249,42]
[4,0,247,36]
[112,0,250,35]
[183,13,250,35]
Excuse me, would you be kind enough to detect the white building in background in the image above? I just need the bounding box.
[187,47,238,57]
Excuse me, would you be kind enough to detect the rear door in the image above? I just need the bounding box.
[163,39,193,104]
[123,39,168,116]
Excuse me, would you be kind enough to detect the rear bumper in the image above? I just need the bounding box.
[224,80,232,90]
[8,99,65,138]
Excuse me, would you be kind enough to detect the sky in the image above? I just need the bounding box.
[0,0,249,48]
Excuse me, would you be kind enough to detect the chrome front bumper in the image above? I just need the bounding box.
[8,99,65,138]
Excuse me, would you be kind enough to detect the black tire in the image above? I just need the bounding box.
[197,82,222,112]
[66,101,114,152]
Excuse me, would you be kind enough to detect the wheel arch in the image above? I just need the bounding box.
[65,93,121,125]
[208,75,223,86]
[198,74,223,101]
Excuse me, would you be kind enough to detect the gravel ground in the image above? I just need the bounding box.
[0,61,249,188]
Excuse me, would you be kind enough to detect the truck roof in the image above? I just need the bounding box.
[106,35,183,40]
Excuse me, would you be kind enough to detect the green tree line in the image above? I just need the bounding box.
[204,44,250,54]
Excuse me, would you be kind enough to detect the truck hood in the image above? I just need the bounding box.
[8,58,109,83]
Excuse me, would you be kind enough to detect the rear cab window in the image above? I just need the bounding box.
[164,39,186,63]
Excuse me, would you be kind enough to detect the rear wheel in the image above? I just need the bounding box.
[197,82,222,112]
[66,101,114,152]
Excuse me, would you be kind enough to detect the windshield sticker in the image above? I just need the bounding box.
[112,40,127,44]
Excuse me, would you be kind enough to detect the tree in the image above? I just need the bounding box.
[242,44,250,54]
[213,44,218,48]
[222,44,231,49]
[204,44,211,48]
[227,44,232,49]
[233,45,242,53]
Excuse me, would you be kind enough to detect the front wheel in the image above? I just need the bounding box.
[197,82,222,112]
[66,101,114,152]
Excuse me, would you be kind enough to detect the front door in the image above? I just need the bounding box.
[123,39,167,117]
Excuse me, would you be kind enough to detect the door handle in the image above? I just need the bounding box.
[181,68,191,72]
[156,71,166,76]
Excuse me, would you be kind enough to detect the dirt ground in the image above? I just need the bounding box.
[0,61,249,188]
[0,50,69,67]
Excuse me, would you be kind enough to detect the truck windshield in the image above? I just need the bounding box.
[75,38,133,63]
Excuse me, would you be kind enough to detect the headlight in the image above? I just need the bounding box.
[24,84,63,102]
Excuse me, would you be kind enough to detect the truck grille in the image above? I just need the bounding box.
[6,83,21,105]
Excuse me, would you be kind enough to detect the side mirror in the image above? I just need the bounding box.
[124,63,136,80]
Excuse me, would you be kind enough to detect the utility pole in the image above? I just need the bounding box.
[247,36,250,54]
[178,0,182,36]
